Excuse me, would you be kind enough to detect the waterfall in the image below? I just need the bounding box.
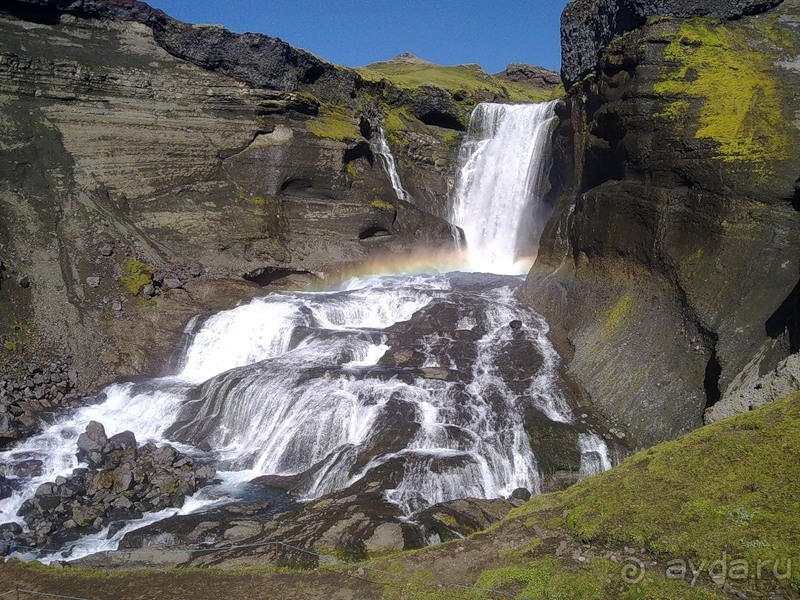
[374,127,412,203]
[0,100,615,563]
[449,101,558,275]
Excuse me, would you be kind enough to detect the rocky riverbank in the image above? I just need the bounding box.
[3,421,215,552]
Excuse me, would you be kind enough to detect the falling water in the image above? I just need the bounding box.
[449,102,558,274]
[373,127,412,203]
[0,100,614,561]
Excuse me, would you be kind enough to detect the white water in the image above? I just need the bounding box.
[449,102,558,274]
[374,127,412,203]
[0,100,615,561]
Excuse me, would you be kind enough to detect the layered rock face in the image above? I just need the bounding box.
[560,0,785,85]
[527,0,800,447]
[0,2,459,401]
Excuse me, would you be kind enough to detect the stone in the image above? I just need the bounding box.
[509,487,531,502]
[76,421,108,468]
[111,301,123,312]
[162,279,183,291]
[86,276,100,288]
[509,320,523,330]
[99,243,113,257]
[108,430,137,452]
[560,0,785,86]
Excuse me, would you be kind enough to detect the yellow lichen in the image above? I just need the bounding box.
[653,20,788,169]
[306,104,361,142]
[120,259,153,296]
[371,199,396,211]
[603,293,634,332]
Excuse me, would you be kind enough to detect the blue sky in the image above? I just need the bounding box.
[147,0,568,74]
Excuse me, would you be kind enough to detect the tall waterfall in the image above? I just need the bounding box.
[374,127,412,203]
[0,99,613,562]
[450,101,558,274]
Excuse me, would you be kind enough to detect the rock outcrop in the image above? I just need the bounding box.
[0,2,459,398]
[8,421,215,551]
[560,0,786,85]
[526,0,800,447]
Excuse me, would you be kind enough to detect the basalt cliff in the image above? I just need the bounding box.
[0,0,556,444]
[526,0,800,447]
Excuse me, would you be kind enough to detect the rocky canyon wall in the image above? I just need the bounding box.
[526,0,800,447]
[0,0,558,443]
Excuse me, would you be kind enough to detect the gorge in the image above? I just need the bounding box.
[0,0,798,598]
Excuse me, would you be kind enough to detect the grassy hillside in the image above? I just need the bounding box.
[3,392,798,598]
[359,55,560,104]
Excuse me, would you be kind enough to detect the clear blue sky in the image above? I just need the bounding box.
[147,0,568,74]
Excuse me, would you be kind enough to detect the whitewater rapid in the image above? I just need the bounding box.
[0,101,612,561]
[0,272,607,560]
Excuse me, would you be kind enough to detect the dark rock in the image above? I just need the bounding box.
[495,63,561,88]
[509,319,523,330]
[509,487,531,502]
[560,0,785,86]
[530,0,800,447]
[416,498,516,543]
[9,422,215,550]
[76,421,108,468]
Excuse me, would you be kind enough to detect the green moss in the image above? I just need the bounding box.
[371,199,396,211]
[603,293,634,332]
[346,163,358,179]
[359,57,559,103]
[559,392,800,588]
[306,103,361,141]
[120,259,153,296]
[653,20,788,169]
[251,196,267,206]
[3,340,17,352]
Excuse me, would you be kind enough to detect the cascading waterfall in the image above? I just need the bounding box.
[374,127,412,203]
[0,100,613,562]
[449,101,558,274]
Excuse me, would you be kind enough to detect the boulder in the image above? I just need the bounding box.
[6,422,215,551]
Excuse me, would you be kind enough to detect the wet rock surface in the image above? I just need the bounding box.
[5,422,215,551]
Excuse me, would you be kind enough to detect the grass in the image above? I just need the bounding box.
[653,19,788,169]
[558,391,800,573]
[306,103,361,142]
[359,56,560,103]
[506,391,800,594]
[4,394,798,598]
[120,259,153,296]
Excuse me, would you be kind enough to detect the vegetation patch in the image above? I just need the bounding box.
[371,199,396,211]
[120,259,153,296]
[306,103,361,142]
[557,391,800,591]
[359,57,560,103]
[653,19,788,169]
[603,293,634,333]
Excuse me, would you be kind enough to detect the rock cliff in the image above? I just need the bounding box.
[0,0,560,423]
[526,0,800,447]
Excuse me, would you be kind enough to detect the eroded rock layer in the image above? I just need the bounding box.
[527,0,800,447]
